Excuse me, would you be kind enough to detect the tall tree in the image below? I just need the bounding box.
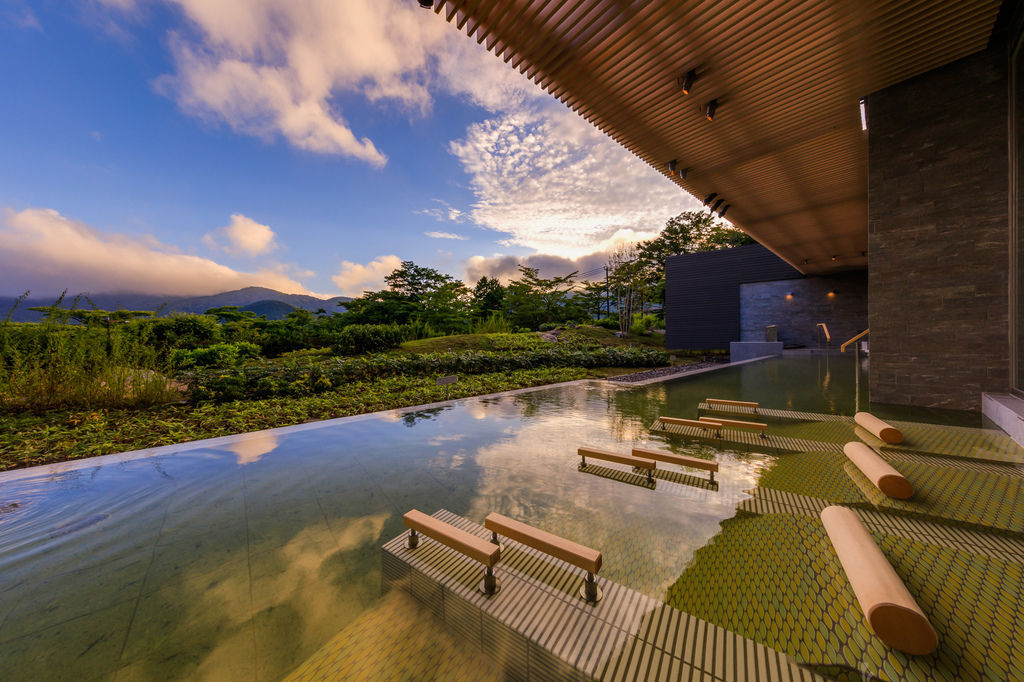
[471,276,506,318]
[505,266,581,329]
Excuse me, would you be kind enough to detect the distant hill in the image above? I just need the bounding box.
[240,299,298,321]
[0,287,350,322]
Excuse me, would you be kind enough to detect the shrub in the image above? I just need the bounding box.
[538,322,561,332]
[184,346,669,403]
[329,324,408,356]
[470,313,514,334]
[170,342,261,370]
[591,317,619,330]
[630,313,661,336]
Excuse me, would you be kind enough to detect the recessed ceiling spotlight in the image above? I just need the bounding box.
[705,99,717,121]
[718,204,730,218]
[668,159,677,173]
[679,70,697,95]
[703,192,717,206]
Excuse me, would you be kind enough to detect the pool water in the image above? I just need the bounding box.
[0,355,1018,681]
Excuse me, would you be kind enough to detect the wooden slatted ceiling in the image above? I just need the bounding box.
[431,0,1002,274]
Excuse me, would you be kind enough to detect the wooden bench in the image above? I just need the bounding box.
[657,416,723,436]
[578,447,655,483]
[706,397,759,413]
[484,512,604,602]
[699,416,769,438]
[821,506,937,655]
[403,509,502,594]
[632,447,719,483]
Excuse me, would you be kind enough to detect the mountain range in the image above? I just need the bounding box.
[0,287,351,322]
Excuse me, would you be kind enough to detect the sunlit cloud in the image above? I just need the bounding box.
[203,213,277,256]
[415,199,468,224]
[451,106,698,259]
[424,231,466,241]
[331,254,402,297]
[0,207,310,296]
[2,4,41,31]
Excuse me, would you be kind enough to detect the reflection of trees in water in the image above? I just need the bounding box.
[400,405,450,427]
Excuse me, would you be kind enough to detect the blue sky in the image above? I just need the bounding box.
[0,0,698,298]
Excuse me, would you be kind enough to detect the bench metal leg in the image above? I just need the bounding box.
[479,566,500,595]
[580,571,603,603]
[645,469,654,484]
[406,528,419,549]
[709,471,716,484]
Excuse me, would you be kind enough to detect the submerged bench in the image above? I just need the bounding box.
[657,416,723,435]
[578,447,655,483]
[855,412,904,444]
[706,398,759,413]
[699,416,769,438]
[821,506,938,655]
[484,512,604,602]
[843,442,914,499]
[403,509,502,594]
[631,447,719,483]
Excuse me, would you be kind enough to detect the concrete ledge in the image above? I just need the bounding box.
[729,341,783,362]
[982,393,1024,449]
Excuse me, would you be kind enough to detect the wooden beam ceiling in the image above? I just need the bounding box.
[429,0,1002,274]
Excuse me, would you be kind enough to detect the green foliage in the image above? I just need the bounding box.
[629,313,661,336]
[170,342,261,370]
[329,324,408,356]
[505,265,585,329]
[470,312,513,334]
[591,317,619,330]
[146,314,222,351]
[183,345,667,402]
[0,305,181,412]
[0,367,586,470]
[472,276,506,317]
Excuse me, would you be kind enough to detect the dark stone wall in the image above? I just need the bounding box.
[867,47,1010,410]
[740,271,868,348]
[664,244,800,350]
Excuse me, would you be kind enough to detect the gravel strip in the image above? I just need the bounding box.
[606,362,726,383]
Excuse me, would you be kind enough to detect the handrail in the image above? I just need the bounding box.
[840,328,870,353]
[816,322,831,342]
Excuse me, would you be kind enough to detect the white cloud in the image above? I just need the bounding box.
[203,213,277,256]
[464,251,612,285]
[424,231,466,241]
[0,207,310,296]
[331,254,402,297]
[450,105,699,258]
[414,199,468,224]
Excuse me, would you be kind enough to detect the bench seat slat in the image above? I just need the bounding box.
[658,417,722,431]
[698,416,768,432]
[403,509,500,567]
[485,512,601,573]
[578,447,655,470]
[631,448,718,473]
[708,395,757,405]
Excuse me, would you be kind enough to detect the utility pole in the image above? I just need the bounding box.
[604,266,610,319]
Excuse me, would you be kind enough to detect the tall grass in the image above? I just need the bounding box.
[0,294,183,412]
[471,313,514,334]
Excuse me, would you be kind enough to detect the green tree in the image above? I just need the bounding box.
[505,266,581,329]
[471,276,506,318]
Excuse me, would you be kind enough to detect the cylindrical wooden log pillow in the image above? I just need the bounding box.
[854,411,903,444]
[843,442,914,499]
[821,506,938,655]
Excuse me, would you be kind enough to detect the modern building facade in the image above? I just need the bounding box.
[429,1,1023,418]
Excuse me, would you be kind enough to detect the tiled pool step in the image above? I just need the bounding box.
[698,402,851,423]
[650,419,845,454]
[381,510,824,681]
[740,488,1024,563]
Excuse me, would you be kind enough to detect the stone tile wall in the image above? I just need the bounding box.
[867,46,1010,411]
[740,272,867,349]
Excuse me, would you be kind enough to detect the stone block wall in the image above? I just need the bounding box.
[740,272,868,349]
[867,47,1009,410]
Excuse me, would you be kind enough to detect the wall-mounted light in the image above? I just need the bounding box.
[718,204,730,218]
[827,290,837,297]
[679,70,697,95]
[710,198,724,212]
[703,192,718,206]
[859,98,867,131]
[705,99,717,121]
[785,292,794,300]
[802,259,809,265]
[831,255,838,261]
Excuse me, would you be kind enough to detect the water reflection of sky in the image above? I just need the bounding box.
[0,356,977,678]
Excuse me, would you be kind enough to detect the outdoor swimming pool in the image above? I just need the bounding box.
[0,355,1020,681]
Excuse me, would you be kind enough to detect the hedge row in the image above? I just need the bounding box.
[184,346,668,403]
